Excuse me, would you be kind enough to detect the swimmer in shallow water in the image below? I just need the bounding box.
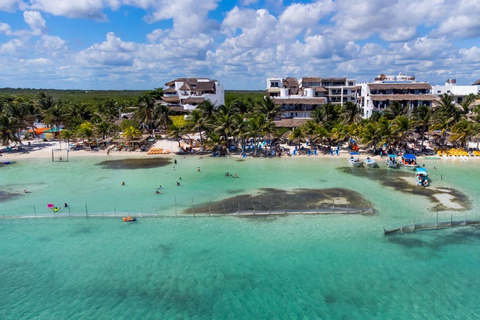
[176,181,180,186]
[122,181,125,186]
[24,189,28,193]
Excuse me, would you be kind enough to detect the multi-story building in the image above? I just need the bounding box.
[266,76,361,120]
[360,73,435,118]
[432,79,480,104]
[161,78,224,112]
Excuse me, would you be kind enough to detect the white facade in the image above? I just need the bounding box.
[266,76,361,119]
[360,73,434,118]
[163,78,224,111]
[432,80,480,104]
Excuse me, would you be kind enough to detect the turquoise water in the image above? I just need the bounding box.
[1,155,480,319]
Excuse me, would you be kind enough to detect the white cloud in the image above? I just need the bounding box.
[0,0,22,12]
[0,22,12,35]
[23,11,46,35]
[26,0,110,21]
[0,39,27,56]
[77,32,137,66]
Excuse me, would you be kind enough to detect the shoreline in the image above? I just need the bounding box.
[3,140,480,161]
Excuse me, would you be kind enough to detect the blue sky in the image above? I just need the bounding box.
[0,0,480,90]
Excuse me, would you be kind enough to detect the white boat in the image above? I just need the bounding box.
[415,167,429,187]
[401,154,418,170]
[386,154,399,168]
[364,157,377,168]
[348,152,362,167]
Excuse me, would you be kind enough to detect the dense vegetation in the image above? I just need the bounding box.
[1,88,479,154]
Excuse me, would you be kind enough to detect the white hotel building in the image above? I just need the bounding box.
[359,73,435,118]
[431,79,480,104]
[266,77,361,120]
[161,78,224,112]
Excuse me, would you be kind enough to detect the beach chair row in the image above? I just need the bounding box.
[147,148,170,155]
[436,148,479,157]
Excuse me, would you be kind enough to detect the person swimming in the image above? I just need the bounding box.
[64,203,68,207]
[176,182,180,186]
[197,167,201,172]
[24,189,28,193]
[234,174,238,178]
[174,159,177,164]
[122,181,125,186]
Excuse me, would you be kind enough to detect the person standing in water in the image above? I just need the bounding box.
[197,167,201,172]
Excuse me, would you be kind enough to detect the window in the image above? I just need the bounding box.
[437,90,441,93]
[447,90,451,93]
[348,82,354,86]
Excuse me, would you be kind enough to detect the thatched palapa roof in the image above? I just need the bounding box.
[182,97,205,104]
[274,98,326,105]
[368,83,432,90]
[274,119,309,128]
[370,94,436,101]
[162,96,180,104]
[473,79,480,85]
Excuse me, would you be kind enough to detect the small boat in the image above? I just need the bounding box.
[415,167,429,187]
[122,217,137,222]
[348,152,362,167]
[401,154,417,170]
[386,154,399,168]
[364,157,377,168]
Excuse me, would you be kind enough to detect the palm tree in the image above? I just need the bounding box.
[256,96,281,120]
[197,100,216,120]
[391,115,412,144]
[411,105,432,146]
[339,101,362,125]
[167,124,184,147]
[312,103,338,129]
[300,120,325,148]
[60,129,74,149]
[134,95,157,131]
[122,125,142,142]
[95,121,114,140]
[384,101,408,120]
[247,114,270,155]
[156,104,172,133]
[450,120,476,148]
[435,93,464,127]
[0,114,19,146]
[76,122,95,148]
[288,127,304,146]
[186,109,209,151]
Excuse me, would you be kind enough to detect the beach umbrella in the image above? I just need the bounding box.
[47,203,54,208]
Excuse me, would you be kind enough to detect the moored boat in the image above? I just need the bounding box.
[386,154,399,168]
[364,157,377,168]
[348,152,362,167]
[401,154,417,170]
[415,167,429,187]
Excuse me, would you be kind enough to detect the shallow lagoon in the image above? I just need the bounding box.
[1,155,480,319]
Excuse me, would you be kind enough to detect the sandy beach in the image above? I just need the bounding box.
[3,139,480,162]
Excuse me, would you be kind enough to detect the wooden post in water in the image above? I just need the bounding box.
[34,205,36,215]
[174,196,177,216]
[436,211,439,227]
[85,203,88,216]
[191,198,195,216]
[209,201,212,216]
[450,214,453,226]
[332,197,335,214]
[237,200,240,214]
[223,202,226,214]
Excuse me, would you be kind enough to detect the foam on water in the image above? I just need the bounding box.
[1,156,480,318]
